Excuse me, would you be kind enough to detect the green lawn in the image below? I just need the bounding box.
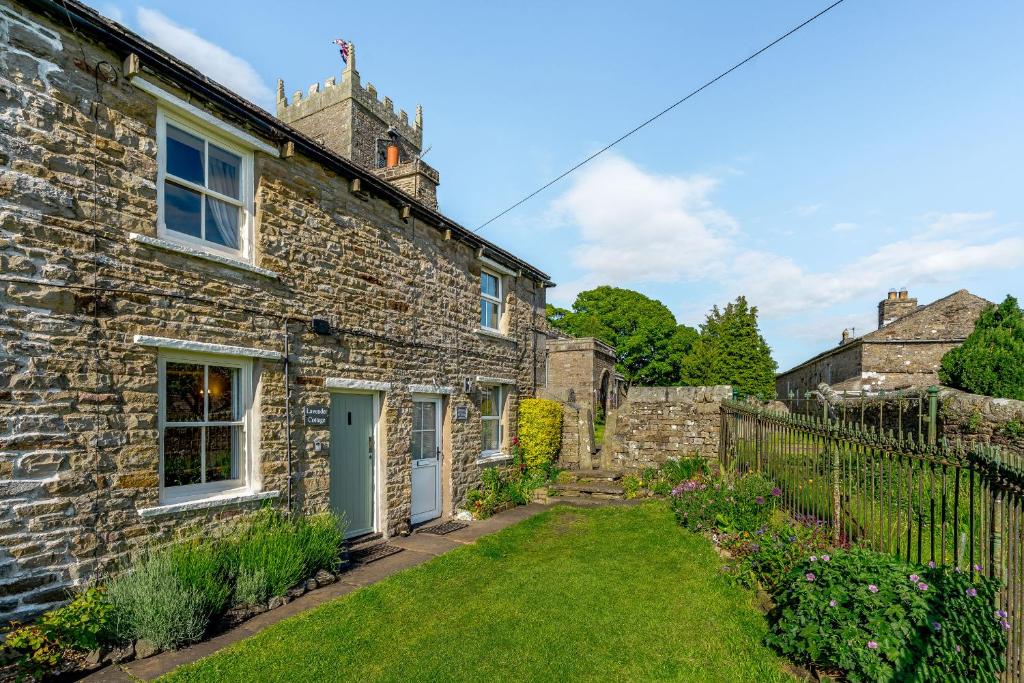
[163,503,791,682]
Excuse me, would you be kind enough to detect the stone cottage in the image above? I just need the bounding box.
[776,289,991,397]
[0,0,553,623]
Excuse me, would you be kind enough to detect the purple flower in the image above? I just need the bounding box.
[810,556,817,562]
[868,584,879,593]
[997,610,1008,619]
[829,599,837,607]
[974,564,984,572]
[917,582,928,591]
[771,487,782,497]
[909,574,919,582]
[867,641,878,650]
[967,588,978,597]
[932,622,942,632]
[956,645,962,653]
[821,554,830,562]
[1003,621,1012,632]
[755,496,765,505]
[928,561,936,568]
[806,573,816,582]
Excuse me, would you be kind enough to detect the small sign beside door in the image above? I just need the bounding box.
[454,405,469,422]
[304,405,329,426]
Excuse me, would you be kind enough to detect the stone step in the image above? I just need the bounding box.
[346,532,383,552]
[561,469,622,482]
[548,481,625,500]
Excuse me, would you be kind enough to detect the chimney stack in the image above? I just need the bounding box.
[878,288,918,329]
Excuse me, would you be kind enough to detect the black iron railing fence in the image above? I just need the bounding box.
[720,399,1024,681]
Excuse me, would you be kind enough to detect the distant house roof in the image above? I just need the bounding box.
[776,289,991,378]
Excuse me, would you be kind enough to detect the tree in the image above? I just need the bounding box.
[679,296,777,397]
[940,295,1024,400]
[546,287,697,386]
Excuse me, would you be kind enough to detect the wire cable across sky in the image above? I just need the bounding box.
[473,0,848,234]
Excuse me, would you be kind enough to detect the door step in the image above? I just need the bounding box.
[547,481,626,499]
[346,531,383,549]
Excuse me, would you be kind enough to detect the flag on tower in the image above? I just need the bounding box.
[332,39,350,64]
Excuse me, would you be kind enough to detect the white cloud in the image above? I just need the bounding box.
[549,155,735,287]
[101,4,124,24]
[547,158,1024,338]
[136,8,273,108]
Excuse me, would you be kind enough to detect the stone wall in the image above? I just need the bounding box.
[543,336,620,414]
[776,342,862,398]
[604,386,730,472]
[0,1,545,624]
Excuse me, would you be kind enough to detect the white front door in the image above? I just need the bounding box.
[410,396,442,524]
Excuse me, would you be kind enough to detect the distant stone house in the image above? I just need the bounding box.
[776,289,991,397]
[0,0,553,623]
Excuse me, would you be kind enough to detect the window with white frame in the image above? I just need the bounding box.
[158,111,254,260]
[480,269,503,332]
[159,353,252,500]
[480,384,505,455]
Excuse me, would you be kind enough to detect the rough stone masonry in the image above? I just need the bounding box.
[0,0,551,624]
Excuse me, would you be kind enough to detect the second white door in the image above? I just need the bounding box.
[410,396,442,525]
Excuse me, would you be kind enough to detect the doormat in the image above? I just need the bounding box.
[349,543,404,565]
[419,521,468,536]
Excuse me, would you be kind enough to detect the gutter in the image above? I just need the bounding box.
[23,0,554,286]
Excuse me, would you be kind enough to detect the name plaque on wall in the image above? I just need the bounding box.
[454,405,469,422]
[304,405,329,426]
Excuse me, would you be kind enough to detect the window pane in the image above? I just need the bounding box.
[411,431,423,460]
[164,426,202,486]
[481,271,498,297]
[164,181,202,239]
[481,300,500,329]
[208,144,241,199]
[166,362,203,422]
[480,386,498,417]
[412,402,424,433]
[205,196,239,249]
[481,419,499,452]
[166,125,204,185]
[206,426,238,482]
[207,365,237,421]
[420,430,436,460]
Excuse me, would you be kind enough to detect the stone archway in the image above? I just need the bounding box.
[597,369,610,423]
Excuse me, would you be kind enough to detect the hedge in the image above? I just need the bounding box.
[518,398,563,468]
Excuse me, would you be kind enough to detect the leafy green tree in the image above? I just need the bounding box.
[546,287,697,386]
[940,295,1024,400]
[679,296,777,397]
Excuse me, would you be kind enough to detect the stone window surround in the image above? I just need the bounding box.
[155,108,256,264]
[128,232,280,279]
[133,335,278,510]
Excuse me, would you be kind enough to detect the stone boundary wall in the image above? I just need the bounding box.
[811,384,1024,456]
[604,386,731,472]
[537,388,594,471]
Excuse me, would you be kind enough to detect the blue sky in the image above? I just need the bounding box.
[92,0,1024,371]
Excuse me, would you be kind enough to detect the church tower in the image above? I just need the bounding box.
[276,43,440,209]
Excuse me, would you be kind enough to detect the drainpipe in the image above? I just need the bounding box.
[284,321,293,512]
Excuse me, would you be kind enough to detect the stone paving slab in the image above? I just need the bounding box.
[86,502,555,682]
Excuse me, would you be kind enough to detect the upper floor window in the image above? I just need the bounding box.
[159,352,254,502]
[480,269,503,332]
[157,111,254,260]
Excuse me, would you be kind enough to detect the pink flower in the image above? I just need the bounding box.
[829,599,837,607]
[928,561,936,568]
[917,582,928,591]
[809,556,817,562]
[821,554,830,562]
[867,641,878,650]
[967,588,978,597]
[909,574,919,582]
[806,573,816,582]
[868,584,879,593]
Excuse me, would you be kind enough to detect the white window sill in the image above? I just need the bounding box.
[475,328,516,343]
[475,453,512,466]
[129,233,280,280]
[138,489,279,518]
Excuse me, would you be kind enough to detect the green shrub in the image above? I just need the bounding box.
[720,517,833,592]
[940,295,1024,400]
[660,457,709,485]
[167,540,233,619]
[622,475,642,499]
[106,550,209,651]
[670,472,776,533]
[2,586,112,679]
[228,510,345,605]
[767,548,1006,682]
[517,398,563,468]
[464,465,549,518]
